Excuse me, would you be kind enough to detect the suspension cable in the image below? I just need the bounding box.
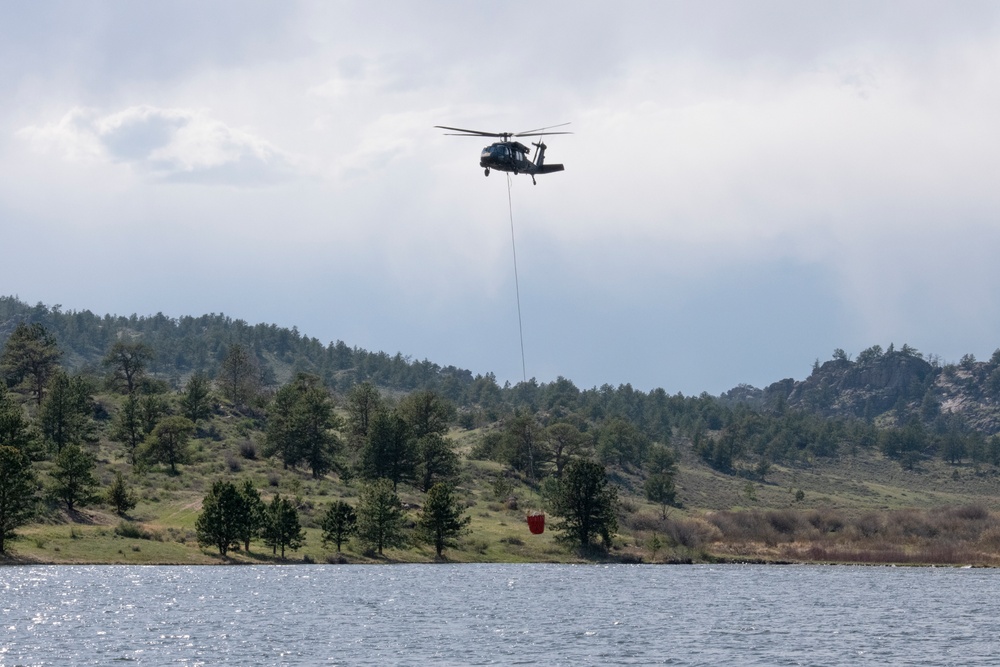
[506,173,527,384]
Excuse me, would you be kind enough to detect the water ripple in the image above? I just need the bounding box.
[1,564,999,665]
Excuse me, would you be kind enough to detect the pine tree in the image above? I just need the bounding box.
[218,344,262,410]
[50,443,99,512]
[0,445,37,553]
[237,480,265,552]
[417,483,470,558]
[103,340,154,394]
[110,394,144,466]
[551,459,619,550]
[144,416,195,474]
[359,411,417,490]
[321,500,357,553]
[0,322,61,405]
[265,373,340,477]
[106,470,137,516]
[262,494,305,558]
[180,372,213,424]
[416,433,459,492]
[195,480,245,557]
[644,444,677,518]
[345,382,383,447]
[356,478,407,555]
[38,371,92,454]
[0,387,37,457]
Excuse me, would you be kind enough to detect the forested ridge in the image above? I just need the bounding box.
[5,294,1000,565]
[4,296,1000,469]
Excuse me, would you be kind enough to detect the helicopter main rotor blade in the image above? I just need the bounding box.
[513,131,573,137]
[434,125,507,137]
[515,122,572,135]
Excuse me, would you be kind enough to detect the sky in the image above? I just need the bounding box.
[3,1,1000,396]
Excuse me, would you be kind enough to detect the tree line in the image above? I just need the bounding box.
[0,320,622,556]
[7,298,1000,557]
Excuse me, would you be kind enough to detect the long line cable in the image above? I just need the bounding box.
[507,173,535,488]
[506,173,527,384]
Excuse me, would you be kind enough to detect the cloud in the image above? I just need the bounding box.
[5,1,1000,394]
[17,105,294,186]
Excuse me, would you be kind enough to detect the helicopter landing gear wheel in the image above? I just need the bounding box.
[531,176,537,185]
[484,167,490,177]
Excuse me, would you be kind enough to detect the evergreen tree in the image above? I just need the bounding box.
[140,393,167,435]
[644,444,678,518]
[416,433,459,492]
[596,417,650,469]
[50,443,99,512]
[0,322,61,405]
[217,344,262,410]
[38,370,92,453]
[551,459,619,550]
[417,483,470,558]
[359,410,417,490]
[237,480,265,552]
[103,340,154,394]
[110,394,144,466]
[262,493,305,558]
[0,445,37,553]
[398,390,454,440]
[265,373,341,477]
[498,413,549,479]
[345,382,383,447]
[105,470,138,516]
[144,416,195,474]
[196,480,246,556]
[180,372,213,424]
[0,387,37,457]
[545,422,589,477]
[356,478,407,555]
[644,474,676,519]
[321,500,357,553]
[399,391,459,491]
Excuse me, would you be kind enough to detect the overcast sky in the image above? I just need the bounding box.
[3,1,1000,395]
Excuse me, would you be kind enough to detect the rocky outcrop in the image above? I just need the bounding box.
[734,348,1000,435]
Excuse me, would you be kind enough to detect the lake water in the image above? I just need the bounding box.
[1,563,998,665]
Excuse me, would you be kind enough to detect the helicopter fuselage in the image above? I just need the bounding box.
[480,140,564,182]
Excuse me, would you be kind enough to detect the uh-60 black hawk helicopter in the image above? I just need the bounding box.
[435,123,571,184]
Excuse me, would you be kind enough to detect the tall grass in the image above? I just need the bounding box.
[698,505,1000,565]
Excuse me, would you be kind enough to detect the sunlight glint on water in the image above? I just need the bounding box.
[1,564,998,665]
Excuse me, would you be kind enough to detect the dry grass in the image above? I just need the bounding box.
[691,504,1000,565]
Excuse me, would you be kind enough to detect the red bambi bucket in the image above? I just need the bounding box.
[526,513,545,535]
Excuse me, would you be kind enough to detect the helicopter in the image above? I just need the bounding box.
[435,123,571,184]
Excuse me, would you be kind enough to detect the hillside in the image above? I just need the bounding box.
[5,296,1000,566]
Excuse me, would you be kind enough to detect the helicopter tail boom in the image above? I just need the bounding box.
[534,163,564,174]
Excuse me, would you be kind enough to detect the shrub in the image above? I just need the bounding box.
[853,513,883,539]
[624,512,668,533]
[766,509,805,536]
[949,504,989,521]
[115,521,152,540]
[706,511,779,545]
[225,453,242,473]
[806,509,845,534]
[238,440,257,460]
[893,509,938,539]
[664,517,721,549]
